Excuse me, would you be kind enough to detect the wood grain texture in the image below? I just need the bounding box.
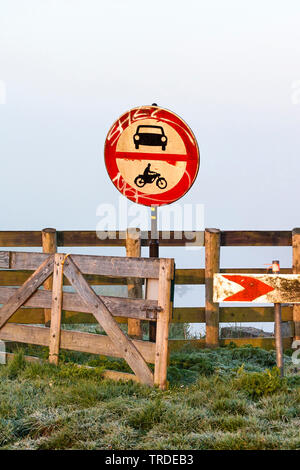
[154,259,174,390]
[126,228,143,339]
[0,324,156,362]
[0,252,10,269]
[0,270,135,286]
[63,256,154,385]
[219,306,293,323]
[220,231,291,246]
[56,231,205,247]
[6,305,293,326]
[49,254,64,365]
[57,231,126,247]
[7,251,160,279]
[175,269,205,284]
[205,229,220,348]
[0,267,291,287]
[0,255,54,330]
[0,287,159,320]
[0,231,42,247]
[0,230,293,248]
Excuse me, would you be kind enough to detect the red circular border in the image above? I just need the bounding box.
[104,106,200,206]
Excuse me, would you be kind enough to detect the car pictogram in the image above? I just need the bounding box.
[133,125,168,151]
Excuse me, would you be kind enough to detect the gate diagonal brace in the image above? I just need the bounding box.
[0,255,55,330]
[62,255,154,386]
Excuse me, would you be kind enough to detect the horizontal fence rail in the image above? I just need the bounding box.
[0,230,293,247]
[0,228,299,351]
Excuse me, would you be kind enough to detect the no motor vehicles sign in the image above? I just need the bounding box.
[104,105,199,206]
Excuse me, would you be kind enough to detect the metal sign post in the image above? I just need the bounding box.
[105,104,200,343]
[272,260,284,377]
[149,205,159,342]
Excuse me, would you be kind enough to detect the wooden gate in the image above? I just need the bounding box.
[0,251,174,390]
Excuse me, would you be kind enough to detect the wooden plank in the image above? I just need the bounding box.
[0,231,42,247]
[8,305,293,325]
[0,252,10,269]
[0,230,292,248]
[57,231,126,247]
[214,273,300,303]
[169,337,292,351]
[220,231,291,246]
[49,254,64,365]
[0,255,54,330]
[42,228,57,324]
[8,308,45,324]
[219,306,293,323]
[154,259,174,390]
[8,251,160,279]
[172,307,206,323]
[6,308,129,324]
[205,229,220,348]
[140,231,205,247]
[57,231,205,247]
[0,267,291,288]
[0,287,159,320]
[0,324,156,363]
[63,256,154,386]
[126,228,143,339]
[0,270,136,286]
[292,228,300,340]
[175,269,205,284]
[170,306,294,323]
[0,270,33,286]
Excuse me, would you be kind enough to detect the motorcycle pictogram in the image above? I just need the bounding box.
[134,164,167,189]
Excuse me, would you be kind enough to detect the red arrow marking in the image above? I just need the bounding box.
[223,275,275,301]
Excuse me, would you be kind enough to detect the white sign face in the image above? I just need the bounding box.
[116,119,187,195]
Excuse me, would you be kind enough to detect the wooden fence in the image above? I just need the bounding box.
[0,228,299,352]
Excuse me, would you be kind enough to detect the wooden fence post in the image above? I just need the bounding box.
[205,228,221,348]
[154,258,174,390]
[292,228,300,340]
[42,228,57,325]
[49,254,64,365]
[126,228,143,339]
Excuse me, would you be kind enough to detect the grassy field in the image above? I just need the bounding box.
[0,344,300,450]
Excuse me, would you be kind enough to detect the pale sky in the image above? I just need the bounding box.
[1,0,299,227]
[0,1,299,332]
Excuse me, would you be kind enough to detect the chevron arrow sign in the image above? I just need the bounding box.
[213,274,300,303]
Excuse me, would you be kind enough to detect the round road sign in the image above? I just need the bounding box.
[104,105,199,206]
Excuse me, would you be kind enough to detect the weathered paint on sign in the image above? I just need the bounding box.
[104,105,199,207]
[213,274,300,303]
